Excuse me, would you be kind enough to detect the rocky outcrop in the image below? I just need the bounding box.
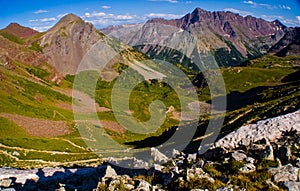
[269,27,300,56]
[213,110,300,150]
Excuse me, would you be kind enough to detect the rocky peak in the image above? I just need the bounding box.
[2,22,38,38]
[40,13,103,75]
[57,13,84,24]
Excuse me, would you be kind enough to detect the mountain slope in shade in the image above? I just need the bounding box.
[104,8,288,67]
[1,23,39,39]
[269,27,300,57]
[40,14,103,75]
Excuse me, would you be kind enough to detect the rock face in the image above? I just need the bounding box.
[269,164,299,182]
[269,27,300,56]
[40,14,103,75]
[213,110,300,150]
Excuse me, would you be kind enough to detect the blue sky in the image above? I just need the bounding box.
[0,0,299,31]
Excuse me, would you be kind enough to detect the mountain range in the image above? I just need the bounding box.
[0,7,299,170]
[0,8,299,75]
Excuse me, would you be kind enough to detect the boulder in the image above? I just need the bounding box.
[186,153,197,163]
[187,168,215,182]
[0,178,12,187]
[230,150,247,161]
[103,165,117,179]
[150,148,168,164]
[284,181,300,191]
[269,164,299,182]
[239,163,256,173]
[134,179,151,191]
[245,157,255,164]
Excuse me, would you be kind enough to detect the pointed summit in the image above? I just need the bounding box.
[192,7,207,14]
[59,13,84,23]
[40,13,103,75]
[2,23,38,38]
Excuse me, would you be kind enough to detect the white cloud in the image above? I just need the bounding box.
[34,10,48,14]
[297,16,300,21]
[260,15,284,21]
[148,0,178,3]
[223,8,252,16]
[185,1,192,4]
[279,5,291,10]
[243,1,255,5]
[83,11,142,27]
[32,25,53,32]
[243,1,276,10]
[102,5,111,9]
[145,13,184,19]
[40,17,57,22]
[85,12,106,18]
[28,17,57,23]
[29,19,39,22]
[260,15,300,26]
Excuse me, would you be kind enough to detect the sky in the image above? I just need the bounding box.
[0,0,299,32]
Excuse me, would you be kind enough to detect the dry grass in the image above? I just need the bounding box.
[0,113,71,137]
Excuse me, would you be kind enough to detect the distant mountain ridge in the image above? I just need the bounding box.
[0,8,299,75]
[103,8,294,67]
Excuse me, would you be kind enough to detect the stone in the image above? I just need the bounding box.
[55,187,66,191]
[239,163,256,173]
[103,165,117,179]
[172,149,181,158]
[215,187,233,191]
[230,150,247,161]
[124,183,135,190]
[186,153,197,163]
[245,157,255,164]
[0,178,12,187]
[153,164,165,172]
[108,179,121,191]
[284,181,300,191]
[12,151,20,156]
[269,164,299,182]
[213,110,300,150]
[134,179,151,191]
[187,168,215,183]
[150,148,168,164]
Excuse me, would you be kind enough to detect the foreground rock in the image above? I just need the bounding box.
[214,110,300,150]
[0,110,299,190]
